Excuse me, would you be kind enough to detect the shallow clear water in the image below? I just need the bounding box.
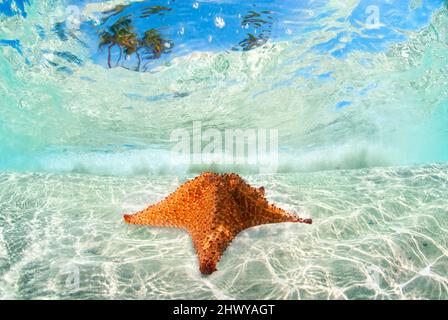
[1,165,447,299]
[1,1,448,299]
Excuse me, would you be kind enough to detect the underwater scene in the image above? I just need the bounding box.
[1,0,448,299]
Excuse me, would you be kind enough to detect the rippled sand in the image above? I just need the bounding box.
[0,164,447,299]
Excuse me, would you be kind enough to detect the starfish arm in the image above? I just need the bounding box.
[227,176,312,227]
[123,203,185,228]
[191,225,236,274]
[124,175,215,228]
[262,204,312,225]
[191,180,243,274]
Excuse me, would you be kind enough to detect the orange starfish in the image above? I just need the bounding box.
[124,172,312,274]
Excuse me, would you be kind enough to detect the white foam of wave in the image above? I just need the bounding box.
[27,140,403,176]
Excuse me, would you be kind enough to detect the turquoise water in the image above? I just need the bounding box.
[1,1,448,299]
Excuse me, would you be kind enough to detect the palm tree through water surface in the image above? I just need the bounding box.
[98,4,174,71]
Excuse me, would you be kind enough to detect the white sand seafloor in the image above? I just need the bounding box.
[0,164,447,300]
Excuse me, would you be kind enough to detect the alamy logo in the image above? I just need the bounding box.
[60,265,80,291]
[170,122,279,173]
[65,5,81,30]
[365,5,381,29]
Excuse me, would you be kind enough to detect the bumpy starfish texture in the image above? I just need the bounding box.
[124,172,312,274]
